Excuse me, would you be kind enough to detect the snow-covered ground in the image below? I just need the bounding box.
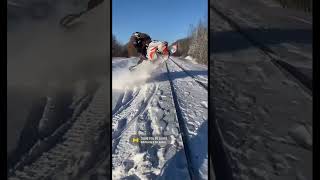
[8,1,111,179]
[184,56,199,64]
[210,2,312,179]
[112,57,208,179]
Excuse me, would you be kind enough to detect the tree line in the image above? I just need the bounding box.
[171,20,208,64]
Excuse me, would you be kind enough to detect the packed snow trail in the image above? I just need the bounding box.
[112,57,208,180]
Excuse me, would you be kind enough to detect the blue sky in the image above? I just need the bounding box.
[112,0,207,44]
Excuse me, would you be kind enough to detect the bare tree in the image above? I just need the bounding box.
[188,20,208,64]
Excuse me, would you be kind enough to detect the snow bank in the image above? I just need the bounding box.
[185,56,198,64]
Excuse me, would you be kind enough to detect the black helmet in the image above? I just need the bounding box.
[132,32,140,38]
[133,32,141,39]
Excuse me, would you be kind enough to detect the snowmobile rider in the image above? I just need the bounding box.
[130,32,170,66]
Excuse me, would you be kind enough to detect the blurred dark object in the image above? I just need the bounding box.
[59,0,105,28]
[276,0,312,12]
[87,0,104,10]
[7,0,53,19]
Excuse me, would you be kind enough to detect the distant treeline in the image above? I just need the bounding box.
[171,20,208,64]
[112,35,140,58]
[187,20,208,64]
[112,35,129,57]
[276,0,312,12]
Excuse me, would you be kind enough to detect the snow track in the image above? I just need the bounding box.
[112,57,208,180]
[112,84,158,151]
[8,81,109,180]
[112,73,190,179]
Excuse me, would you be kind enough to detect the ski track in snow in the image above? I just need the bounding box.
[112,57,208,180]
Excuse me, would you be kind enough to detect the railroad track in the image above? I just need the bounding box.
[165,61,203,180]
[210,3,313,180]
[169,57,208,90]
[210,3,312,93]
[112,60,207,179]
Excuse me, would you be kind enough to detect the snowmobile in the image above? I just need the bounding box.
[128,42,177,72]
